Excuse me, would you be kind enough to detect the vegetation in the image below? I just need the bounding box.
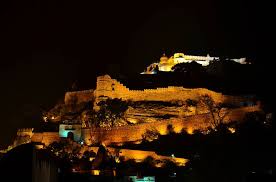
[44,98,129,128]
[114,111,273,181]
[43,100,94,123]
[185,99,198,107]
[46,139,82,160]
[171,61,206,80]
[142,128,160,142]
[199,94,230,129]
[91,98,129,128]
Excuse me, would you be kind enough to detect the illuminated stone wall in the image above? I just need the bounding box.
[30,105,259,146]
[94,75,247,108]
[31,132,60,146]
[17,128,34,138]
[88,147,188,166]
[63,75,250,110]
[116,149,188,166]
[82,105,260,145]
[33,75,259,147]
[82,115,210,145]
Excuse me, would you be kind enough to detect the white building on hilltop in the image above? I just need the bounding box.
[141,53,248,74]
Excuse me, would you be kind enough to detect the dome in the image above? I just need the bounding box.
[160,53,169,64]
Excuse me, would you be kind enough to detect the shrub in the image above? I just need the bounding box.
[142,128,160,142]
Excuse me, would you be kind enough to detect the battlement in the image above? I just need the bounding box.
[17,128,34,137]
[82,105,261,145]
[94,75,247,108]
[183,54,218,61]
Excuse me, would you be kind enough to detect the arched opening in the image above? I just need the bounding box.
[67,131,74,141]
[111,83,115,91]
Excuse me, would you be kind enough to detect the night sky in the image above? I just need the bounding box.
[0,0,267,148]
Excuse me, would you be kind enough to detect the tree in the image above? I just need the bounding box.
[200,95,230,129]
[162,159,177,172]
[184,99,198,115]
[141,156,155,169]
[82,150,96,160]
[186,99,198,107]
[92,98,128,128]
[46,139,81,160]
[92,144,116,170]
[172,61,205,77]
[166,124,175,135]
[142,128,160,142]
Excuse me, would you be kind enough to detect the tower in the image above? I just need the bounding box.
[159,53,169,64]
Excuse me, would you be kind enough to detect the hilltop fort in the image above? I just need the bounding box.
[141,52,248,74]
[2,53,261,167]
[1,71,262,170]
[10,74,259,148]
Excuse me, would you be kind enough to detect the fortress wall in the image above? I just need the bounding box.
[83,105,260,145]
[117,149,188,165]
[88,147,188,166]
[31,132,60,146]
[31,133,44,143]
[117,149,157,162]
[94,75,244,105]
[30,105,260,146]
[223,105,261,122]
[17,128,34,137]
[82,115,210,145]
[41,132,60,146]
[64,89,94,105]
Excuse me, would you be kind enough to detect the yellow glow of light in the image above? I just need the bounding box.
[187,127,194,134]
[43,116,48,122]
[128,118,138,124]
[51,116,55,120]
[159,127,167,135]
[174,126,182,133]
[133,140,142,144]
[91,170,100,175]
[174,158,189,166]
[155,163,163,168]
[115,158,120,163]
[228,127,236,133]
[35,144,44,149]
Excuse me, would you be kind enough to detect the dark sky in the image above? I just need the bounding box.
[0,0,265,147]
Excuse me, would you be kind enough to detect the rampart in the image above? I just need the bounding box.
[17,128,34,137]
[87,147,187,166]
[94,75,248,108]
[63,75,251,110]
[116,149,187,166]
[27,106,259,147]
[31,132,60,146]
[82,105,260,145]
